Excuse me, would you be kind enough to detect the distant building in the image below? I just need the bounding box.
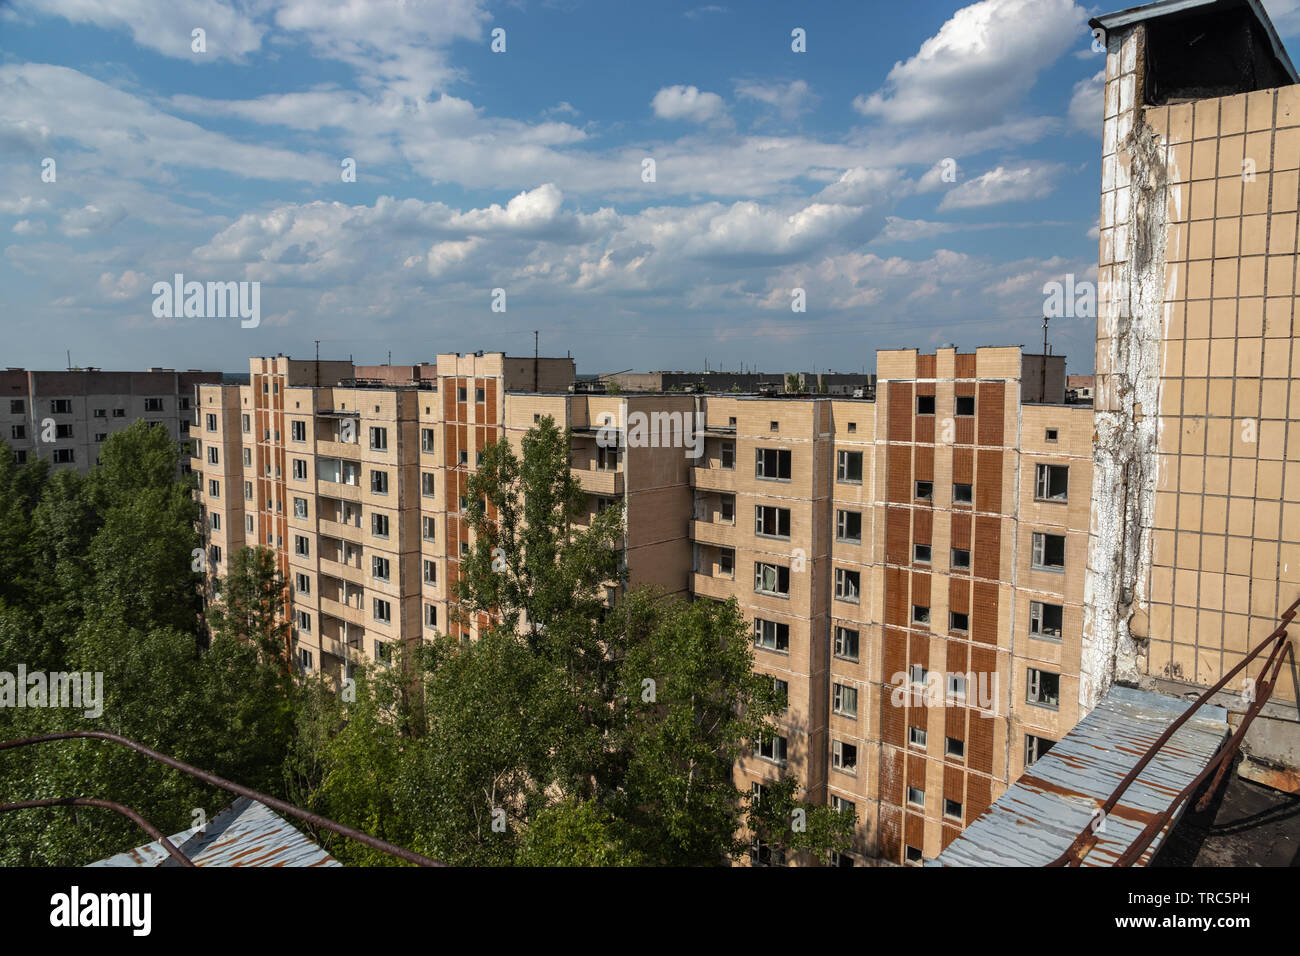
[0,367,222,473]
[602,369,876,397]
[1065,375,1094,404]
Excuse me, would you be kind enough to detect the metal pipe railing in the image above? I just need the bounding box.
[1047,595,1299,867]
[0,730,443,867]
[0,797,195,866]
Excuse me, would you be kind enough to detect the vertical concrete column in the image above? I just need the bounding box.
[1082,24,1166,710]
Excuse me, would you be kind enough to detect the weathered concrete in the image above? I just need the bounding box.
[1082,25,1168,711]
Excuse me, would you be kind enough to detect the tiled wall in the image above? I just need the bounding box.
[1102,29,1300,699]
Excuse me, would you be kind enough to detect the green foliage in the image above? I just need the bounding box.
[456,415,624,656]
[207,546,292,667]
[286,417,847,866]
[518,798,642,866]
[746,775,856,863]
[0,425,294,866]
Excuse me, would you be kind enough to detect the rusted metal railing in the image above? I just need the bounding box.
[1047,595,1299,867]
[0,730,443,867]
[0,797,195,866]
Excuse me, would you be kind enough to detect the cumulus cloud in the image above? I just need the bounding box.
[651,85,728,124]
[1069,69,1105,136]
[853,0,1086,127]
[447,184,565,234]
[938,163,1063,210]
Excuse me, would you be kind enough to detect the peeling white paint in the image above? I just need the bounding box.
[1082,27,1167,712]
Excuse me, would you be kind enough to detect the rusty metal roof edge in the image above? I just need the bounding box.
[929,685,1229,867]
[89,796,342,868]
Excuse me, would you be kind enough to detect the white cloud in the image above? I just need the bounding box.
[426,238,482,276]
[17,0,265,61]
[98,269,148,300]
[273,0,489,100]
[853,0,1086,127]
[61,203,127,237]
[1069,69,1105,136]
[651,85,728,124]
[735,80,817,120]
[0,196,51,215]
[813,167,908,205]
[12,219,46,235]
[683,5,727,18]
[917,159,962,192]
[938,163,1062,210]
[0,65,336,183]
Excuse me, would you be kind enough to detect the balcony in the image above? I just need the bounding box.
[692,571,741,602]
[691,519,737,547]
[320,595,366,627]
[691,466,737,493]
[315,439,361,460]
[318,478,363,502]
[319,635,361,663]
[319,556,365,586]
[318,517,365,542]
[575,468,623,496]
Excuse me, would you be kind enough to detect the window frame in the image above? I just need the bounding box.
[836,449,863,484]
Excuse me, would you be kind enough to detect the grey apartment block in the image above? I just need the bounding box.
[0,367,223,473]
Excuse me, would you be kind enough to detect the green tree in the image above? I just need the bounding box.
[517,798,643,866]
[746,775,856,865]
[207,546,292,667]
[455,416,624,652]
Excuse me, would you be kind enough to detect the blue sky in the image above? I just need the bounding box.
[4,0,1300,376]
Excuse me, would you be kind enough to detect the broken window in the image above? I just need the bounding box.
[1030,601,1064,640]
[1025,733,1056,766]
[755,505,791,538]
[1034,463,1069,501]
[1032,532,1066,570]
[753,562,790,596]
[832,740,858,774]
[756,447,792,480]
[1027,668,1061,708]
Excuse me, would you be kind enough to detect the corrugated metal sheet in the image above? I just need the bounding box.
[931,685,1229,867]
[89,797,341,868]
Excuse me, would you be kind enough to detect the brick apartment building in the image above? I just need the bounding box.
[1,367,221,473]
[190,345,1089,866]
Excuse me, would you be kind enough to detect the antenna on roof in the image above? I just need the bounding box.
[1041,314,1050,401]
